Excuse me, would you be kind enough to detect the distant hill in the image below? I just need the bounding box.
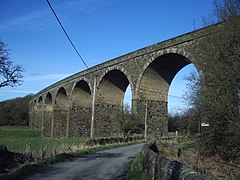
[0,94,34,126]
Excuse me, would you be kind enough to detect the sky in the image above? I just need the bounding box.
[0,0,213,114]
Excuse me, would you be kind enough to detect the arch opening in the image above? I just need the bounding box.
[45,92,53,104]
[72,80,91,107]
[124,85,132,109]
[139,53,191,101]
[168,64,198,115]
[70,80,92,137]
[36,96,43,131]
[55,87,68,109]
[43,92,53,137]
[98,70,130,105]
[38,96,43,104]
[138,53,192,136]
[96,69,131,136]
[54,87,69,138]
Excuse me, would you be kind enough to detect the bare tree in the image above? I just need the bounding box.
[0,40,24,88]
[202,0,240,26]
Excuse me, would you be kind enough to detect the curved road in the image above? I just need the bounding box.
[24,143,144,180]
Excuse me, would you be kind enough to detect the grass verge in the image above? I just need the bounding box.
[126,154,149,180]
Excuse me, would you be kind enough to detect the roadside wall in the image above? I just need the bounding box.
[141,143,208,180]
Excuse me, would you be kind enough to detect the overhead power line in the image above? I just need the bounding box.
[139,87,185,99]
[46,0,89,69]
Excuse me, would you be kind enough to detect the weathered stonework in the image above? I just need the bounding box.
[69,105,91,137]
[94,102,122,137]
[42,111,52,137]
[53,109,68,138]
[29,18,240,138]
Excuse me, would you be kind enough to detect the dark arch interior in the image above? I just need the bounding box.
[45,92,53,111]
[98,69,130,105]
[38,96,43,104]
[103,70,129,92]
[45,92,53,104]
[74,80,91,94]
[72,80,91,107]
[58,87,67,96]
[140,53,191,101]
[56,87,68,109]
[150,53,191,84]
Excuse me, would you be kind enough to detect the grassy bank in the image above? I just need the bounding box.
[126,154,149,180]
[156,136,240,179]
[0,126,88,153]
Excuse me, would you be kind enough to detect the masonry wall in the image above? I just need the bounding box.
[94,102,122,137]
[53,109,68,138]
[35,110,43,131]
[42,111,52,137]
[69,105,91,137]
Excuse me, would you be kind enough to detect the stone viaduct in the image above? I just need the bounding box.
[29,19,238,138]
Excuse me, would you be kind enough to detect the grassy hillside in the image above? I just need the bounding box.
[0,126,88,153]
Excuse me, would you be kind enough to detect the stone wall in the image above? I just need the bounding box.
[141,143,208,180]
[42,111,52,137]
[53,109,68,138]
[94,102,122,137]
[133,99,168,136]
[69,105,91,137]
[84,135,144,146]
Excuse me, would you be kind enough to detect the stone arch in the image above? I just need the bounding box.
[53,87,69,137]
[138,53,191,101]
[45,92,53,105]
[71,80,91,107]
[97,68,132,105]
[38,96,43,104]
[69,79,92,137]
[42,92,53,137]
[36,96,43,131]
[97,66,134,96]
[136,49,195,96]
[135,51,194,136]
[71,77,93,95]
[95,68,132,136]
[55,87,68,108]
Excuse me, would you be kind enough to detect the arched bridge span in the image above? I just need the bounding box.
[29,19,238,138]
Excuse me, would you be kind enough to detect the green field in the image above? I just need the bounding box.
[0,126,89,153]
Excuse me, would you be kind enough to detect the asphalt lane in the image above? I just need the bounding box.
[24,143,144,180]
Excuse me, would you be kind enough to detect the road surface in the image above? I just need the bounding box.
[24,143,144,180]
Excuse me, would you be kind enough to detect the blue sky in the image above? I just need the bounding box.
[0,0,213,114]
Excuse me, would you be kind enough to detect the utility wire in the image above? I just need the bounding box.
[46,0,89,69]
[139,87,185,99]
